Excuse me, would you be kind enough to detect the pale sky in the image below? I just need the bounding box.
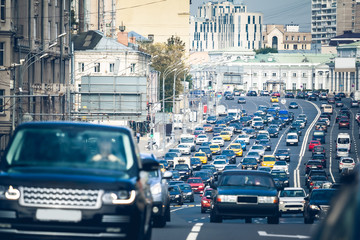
[190,0,311,32]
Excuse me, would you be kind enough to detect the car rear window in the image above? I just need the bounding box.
[219,174,275,189]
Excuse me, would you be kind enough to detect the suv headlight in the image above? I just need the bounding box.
[151,183,162,196]
[258,196,278,203]
[0,185,21,200]
[217,195,237,203]
[310,205,320,210]
[102,190,136,205]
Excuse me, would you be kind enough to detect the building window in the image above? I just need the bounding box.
[130,63,136,73]
[248,16,250,24]
[264,72,267,77]
[303,36,306,41]
[302,72,306,78]
[292,83,296,90]
[272,72,276,77]
[303,83,307,90]
[0,42,4,66]
[293,72,297,77]
[294,44,298,50]
[298,36,300,41]
[286,36,288,41]
[78,62,84,72]
[292,36,294,41]
[253,72,257,77]
[0,0,5,21]
[94,63,100,72]
[0,89,4,112]
[263,83,267,90]
[109,63,115,72]
[283,73,287,77]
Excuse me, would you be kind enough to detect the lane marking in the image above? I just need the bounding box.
[258,231,310,239]
[294,100,321,188]
[186,223,203,240]
[328,106,338,183]
[271,125,290,155]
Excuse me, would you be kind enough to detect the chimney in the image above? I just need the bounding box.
[117,31,128,46]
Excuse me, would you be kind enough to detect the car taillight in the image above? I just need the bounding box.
[310,182,314,186]
[318,165,323,168]
[340,162,343,165]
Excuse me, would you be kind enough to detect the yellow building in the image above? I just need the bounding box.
[75,0,190,51]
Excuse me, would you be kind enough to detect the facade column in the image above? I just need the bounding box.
[335,72,337,92]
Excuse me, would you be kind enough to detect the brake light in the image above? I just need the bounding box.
[340,162,343,165]
[310,182,314,186]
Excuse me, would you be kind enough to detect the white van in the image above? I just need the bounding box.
[323,105,333,114]
[336,133,351,152]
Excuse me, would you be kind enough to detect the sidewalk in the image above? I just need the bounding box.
[135,136,178,158]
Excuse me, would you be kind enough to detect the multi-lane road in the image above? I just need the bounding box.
[153,96,360,240]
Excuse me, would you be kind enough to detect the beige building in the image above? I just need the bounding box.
[337,0,360,35]
[263,25,312,51]
[74,0,190,51]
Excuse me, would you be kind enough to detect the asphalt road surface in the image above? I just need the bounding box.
[153,95,360,240]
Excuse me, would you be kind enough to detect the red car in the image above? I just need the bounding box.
[187,177,205,193]
[308,140,321,151]
[339,119,350,129]
[200,188,213,213]
[272,92,281,97]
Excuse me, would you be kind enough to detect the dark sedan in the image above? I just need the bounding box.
[285,92,295,98]
[275,149,290,162]
[303,189,338,224]
[210,170,279,224]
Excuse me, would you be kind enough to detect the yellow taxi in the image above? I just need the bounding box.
[159,164,166,173]
[229,143,243,156]
[261,155,277,168]
[220,131,231,141]
[209,144,221,155]
[194,151,208,164]
[270,96,279,103]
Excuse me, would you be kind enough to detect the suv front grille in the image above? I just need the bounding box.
[19,187,103,209]
[237,196,258,204]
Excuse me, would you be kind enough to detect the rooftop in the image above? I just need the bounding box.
[233,53,332,64]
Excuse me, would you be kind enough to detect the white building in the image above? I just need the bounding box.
[72,31,153,120]
[311,0,337,45]
[190,0,263,52]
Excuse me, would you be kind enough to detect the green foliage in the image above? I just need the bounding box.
[255,47,278,54]
[139,36,189,112]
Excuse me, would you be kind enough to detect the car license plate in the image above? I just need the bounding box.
[36,209,82,222]
[247,168,252,170]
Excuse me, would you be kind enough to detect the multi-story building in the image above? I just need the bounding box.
[263,24,312,52]
[337,0,360,35]
[190,0,263,52]
[73,0,190,52]
[311,0,337,45]
[72,30,152,123]
[0,0,70,151]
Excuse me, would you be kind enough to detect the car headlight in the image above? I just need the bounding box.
[0,185,21,200]
[187,192,193,195]
[280,201,284,205]
[175,194,181,198]
[217,195,237,203]
[151,182,162,196]
[102,190,136,205]
[258,196,278,203]
[284,180,289,183]
[202,200,208,204]
[310,205,320,210]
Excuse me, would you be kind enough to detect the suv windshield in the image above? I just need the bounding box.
[219,173,275,189]
[5,127,136,177]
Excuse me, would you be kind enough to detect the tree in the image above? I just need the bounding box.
[139,36,189,112]
[255,47,278,54]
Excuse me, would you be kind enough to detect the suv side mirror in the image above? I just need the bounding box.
[142,158,159,172]
[304,196,309,201]
[163,171,173,179]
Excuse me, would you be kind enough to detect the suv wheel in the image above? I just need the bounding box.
[210,209,222,223]
[304,215,314,224]
[153,215,166,228]
[245,217,252,223]
[166,204,171,221]
[201,207,206,213]
[267,216,279,224]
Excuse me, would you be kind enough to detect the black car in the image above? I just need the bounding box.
[270,170,290,189]
[168,185,184,205]
[303,189,338,224]
[0,122,155,240]
[201,165,218,180]
[308,94,318,101]
[193,171,213,185]
[240,157,259,170]
[221,149,237,164]
[312,153,327,167]
[304,160,323,174]
[296,92,306,99]
[334,94,341,101]
[305,169,328,187]
[178,183,195,202]
[338,92,346,98]
[210,170,279,224]
[285,92,295,98]
[198,146,213,161]
[190,157,202,171]
[174,164,193,180]
[259,139,272,151]
[275,149,290,162]
[289,102,299,109]
[247,90,258,96]
[268,127,279,138]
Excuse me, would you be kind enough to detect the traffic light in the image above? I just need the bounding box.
[150,129,154,138]
[208,80,212,89]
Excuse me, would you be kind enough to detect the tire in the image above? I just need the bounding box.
[245,217,252,223]
[153,215,166,228]
[267,216,279,224]
[210,209,222,223]
[201,208,206,213]
[165,204,171,221]
[304,215,314,224]
[190,196,195,203]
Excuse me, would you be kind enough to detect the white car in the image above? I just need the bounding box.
[177,144,191,155]
[167,148,182,157]
[223,127,235,134]
[319,117,330,126]
[278,187,306,214]
[211,136,225,147]
[196,134,209,144]
[252,117,264,124]
[286,133,299,146]
[249,145,266,156]
[272,161,289,174]
[212,160,228,172]
[237,134,250,144]
[339,157,356,172]
[272,103,280,110]
[336,148,350,159]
